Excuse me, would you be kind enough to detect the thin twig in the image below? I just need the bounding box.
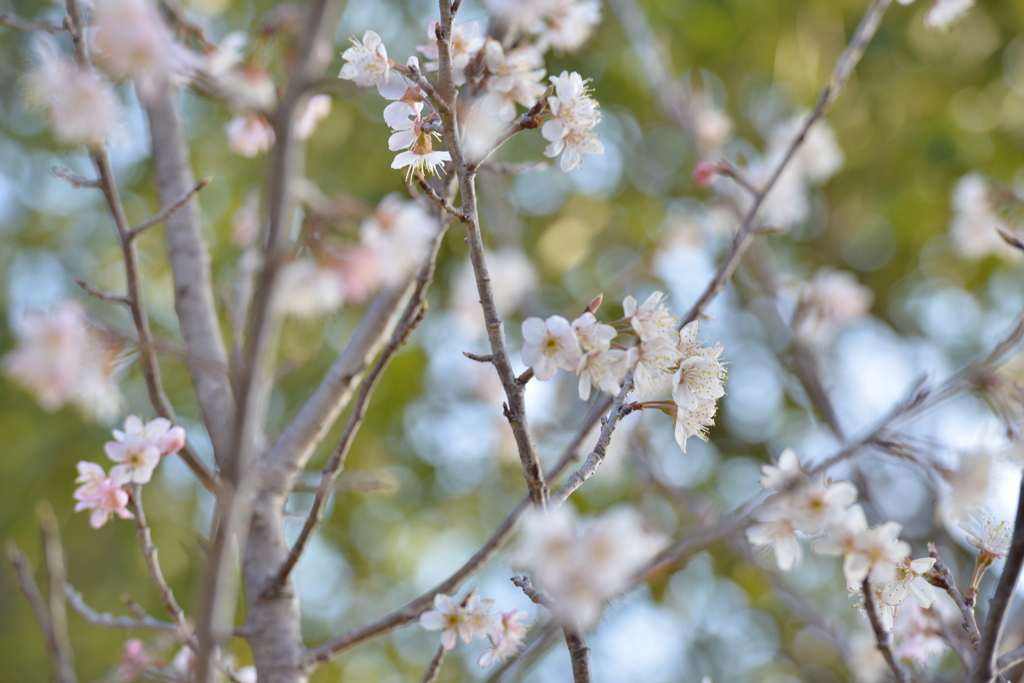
[862,578,911,683]
[51,166,99,188]
[290,471,397,494]
[128,177,211,241]
[968,469,1024,683]
[928,543,982,648]
[433,0,548,508]
[64,583,180,633]
[417,178,464,220]
[37,503,77,683]
[463,351,493,363]
[128,486,189,637]
[74,279,130,305]
[0,14,67,32]
[419,643,448,683]
[8,540,77,683]
[511,576,591,683]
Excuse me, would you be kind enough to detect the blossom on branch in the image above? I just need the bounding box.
[521,315,583,380]
[541,70,604,172]
[482,40,546,122]
[104,415,185,484]
[478,609,530,667]
[226,114,275,157]
[419,591,498,651]
[338,30,390,87]
[73,461,133,529]
[960,515,1013,560]
[417,20,485,84]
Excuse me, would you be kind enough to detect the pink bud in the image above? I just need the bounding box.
[159,426,186,456]
[692,161,718,188]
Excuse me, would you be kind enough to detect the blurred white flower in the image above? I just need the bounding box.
[478,609,529,667]
[226,113,275,157]
[482,40,546,122]
[23,35,122,150]
[533,0,602,54]
[515,506,664,627]
[360,193,438,286]
[276,259,345,318]
[949,173,1018,260]
[758,449,805,492]
[451,249,537,337]
[417,20,485,84]
[924,0,974,31]
[295,94,332,140]
[3,301,88,412]
[92,0,198,101]
[844,521,911,586]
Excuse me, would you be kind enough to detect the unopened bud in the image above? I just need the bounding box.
[692,161,718,188]
[586,293,603,314]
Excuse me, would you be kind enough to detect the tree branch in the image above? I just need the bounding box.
[128,176,212,241]
[511,575,591,683]
[64,583,179,633]
[862,578,910,683]
[968,470,1024,683]
[128,486,189,637]
[37,503,77,683]
[0,13,67,33]
[419,643,448,683]
[928,543,982,649]
[433,0,548,508]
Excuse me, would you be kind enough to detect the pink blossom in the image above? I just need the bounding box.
[692,161,718,188]
[2,301,89,412]
[104,416,184,484]
[420,591,497,651]
[73,462,133,529]
[338,30,390,87]
[115,638,149,682]
[478,609,529,668]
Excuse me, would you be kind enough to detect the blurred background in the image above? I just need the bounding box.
[3,0,1024,681]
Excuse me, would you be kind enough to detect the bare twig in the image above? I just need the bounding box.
[37,503,77,683]
[74,279,130,305]
[928,543,982,649]
[968,470,1024,683]
[419,643,448,683]
[8,540,77,683]
[511,576,591,683]
[267,222,448,592]
[128,486,189,637]
[64,583,179,633]
[479,161,548,175]
[998,644,1024,674]
[549,395,635,506]
[433,0,548,508]
[463,351,493,363]
[862,578,911,683]
[290,471,397,494]
[51,166,99,188]
[0,13,67,32]
[417,178,464,220]
[128,177,211,241]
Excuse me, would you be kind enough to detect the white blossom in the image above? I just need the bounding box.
[339,30,390,87]
[844,521,911,587]
[672,397,718,452]
[632,336,682,399]
[533,0,602,54]
[420,592,497,651]
[23,36,122,150]
[960,515,1013,559]
[541,70,604,172]
[881,557,936,608]
[521,315,583,381]
[949,173,1017,260]
[3,301,89,412]
[482,40,546,122]
[572,312,620,400]
[226,114,275,157]
[924,0,974,31]
[276,259,345,318]
[625,292,677,343]
[758,449,805,492]
[360,193,438,286]
[417,21,485,84]
[295,94,332,140]
[478,609,529,668]
[747,505,803,570]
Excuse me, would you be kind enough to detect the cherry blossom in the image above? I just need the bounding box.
[747,505,803,570]
[758,449,805,492]
[360,193,438,286]
[923,0,974,31]
[2,301,89,412]
[949,173,1017,260]
[625,292,678,343]
[389,114,452,180]
[541,71,604,172]
[521,315,583,380]
[482,40,547,122]
[104,416,185,484]
[417,20,484,84]
[23,36,122,150]
[571,312,619,400]
[960,515,1013,560]
[277,259,346,318]
[73,462,133,529]
[672,398,718,453]
[115,638,149,682]
[881,557,936,608]
[226,114,276,157]
[338,30,390,87]
[92,0,198,102]
[377,74,425,128]
[631,336,682,399]
[419,592,497,651]
[843,521,911,586]
[533,0,602,54]
[893,599,948,665]
[295,94,332,140]
[478,609,530,667]
[787,476,859,535]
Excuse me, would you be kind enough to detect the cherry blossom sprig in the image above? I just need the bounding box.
[520,292,727,454]
[418,588,528,671]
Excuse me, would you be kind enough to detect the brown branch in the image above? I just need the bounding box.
[63,0,220,497]
[74,279,130,305]
[128,486,189,637]
[305,399,606,666]
[8,540,77,683]
[968,470,1024,683]
[549,395,633,506]
[51,166,99,188]
[862,578,910,683]
[419,643,448,683]
[433,0,548,509]
[511,575,590,683]
[37,503,77,683]
[290,471,397,494]
[463,351,493,363]
[127,176,211,241]
[417,178,464,220]
[928,543,982,649]
[998,644,1024,674]
[0,13,67,32]
[267,222,448,592]
[64,583,179,633]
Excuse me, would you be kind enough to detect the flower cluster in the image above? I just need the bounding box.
[73,416,185,528]
[514,507,665,627]
[338,0,605,175]
[520,292,727,453]
[948,173,1021,260]
[795,267,874,341]
[277,193,438,318]
[419,591,529,667]
[2,300,129,423]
